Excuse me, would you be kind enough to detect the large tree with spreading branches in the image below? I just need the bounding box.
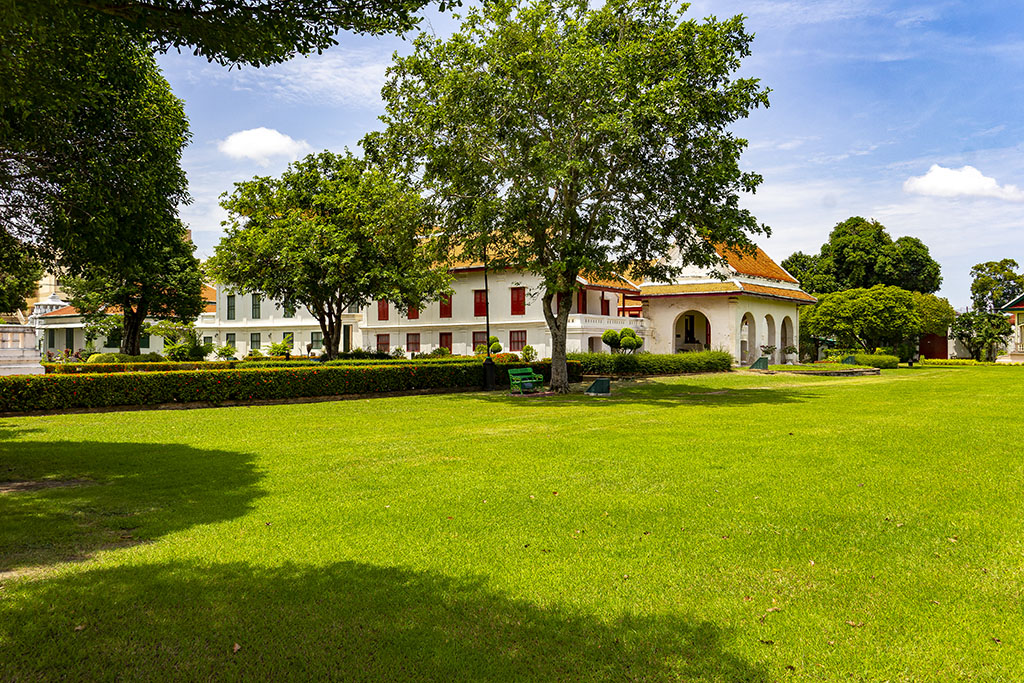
[367,0,771,391]
[208,151,450,359]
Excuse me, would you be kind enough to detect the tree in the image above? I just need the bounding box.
[0,234,42,313]
[369,0,770,391]
[779,251,838,294]
[912,292,956,337]
[64,227,206,356]
[5,0,447,68]
[801,285,920,352]
[951,311,1012,361]
[208,151,450,359]
[970,259,1024,313]
[2,17,191,275]
[783,217,941,294]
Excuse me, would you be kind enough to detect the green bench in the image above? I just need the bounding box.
[508,367,545,394]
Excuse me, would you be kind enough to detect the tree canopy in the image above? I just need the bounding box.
[801,285,920,352]
[969,259,1024,313]
[4,0,446,67]
[912,292,956,338]
[208,151,449,359]
[782,217,941,294]
[0,234,42,314]
[951,311,1012,362]
[368,0,770,390]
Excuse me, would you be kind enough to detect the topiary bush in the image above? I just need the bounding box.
[520,345,537,362]
[566,350,732,375]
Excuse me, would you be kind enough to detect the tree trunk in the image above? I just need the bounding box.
[541,289,574,393]
[317,302,343,360]
[120,300,147,356]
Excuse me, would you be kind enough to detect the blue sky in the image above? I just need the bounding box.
[157,0,1024,309]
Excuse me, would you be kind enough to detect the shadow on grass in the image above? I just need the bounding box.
[0,560,768,681]
[0,437,263,574]
[457,378,816,409]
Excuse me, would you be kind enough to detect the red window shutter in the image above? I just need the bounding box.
[511,287,525,315]
[474,289,487,317]
[377,299,389,321]
[439,332,452,351]
[440,294,452,318]
[509,330,526,352]
[577,290,587,314]
[408,307,419,320]
[376,334,389,353]
[601,297,610,316]
[406,333,420,352]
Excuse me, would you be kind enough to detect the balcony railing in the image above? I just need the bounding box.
[568,314,646,333]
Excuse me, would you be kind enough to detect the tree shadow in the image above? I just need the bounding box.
[0,560,768,681]
[456,378,816,409]
[0,438,263,574]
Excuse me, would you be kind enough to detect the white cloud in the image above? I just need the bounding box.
[217,127,312,166]
[903,164,1024,201]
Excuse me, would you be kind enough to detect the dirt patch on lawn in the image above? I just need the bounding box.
[0,479,95,494]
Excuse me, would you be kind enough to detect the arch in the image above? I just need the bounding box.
[764,314,777,363]
[673,310,711,353]
[781,316,795,360]
[740,312,757,364]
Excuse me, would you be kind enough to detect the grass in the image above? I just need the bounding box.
[1,366,1022,680]
[766,363,873,372]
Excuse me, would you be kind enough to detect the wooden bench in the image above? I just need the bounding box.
[508,367,544,394]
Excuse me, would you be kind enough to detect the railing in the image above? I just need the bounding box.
[568,315,647,332]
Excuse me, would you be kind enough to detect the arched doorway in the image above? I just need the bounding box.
[740,312,757,364]
[781,316,794,361]
[673,310,711,352]
[764,314,777,363]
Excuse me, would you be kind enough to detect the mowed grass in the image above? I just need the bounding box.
[1,367,1022,680]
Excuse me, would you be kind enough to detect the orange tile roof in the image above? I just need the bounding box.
[739,283,817,303]
[202,285,217,301]
[634,282,742,297]
[42,305,80,317]
[714,244,797,283]
[577,273,640,293]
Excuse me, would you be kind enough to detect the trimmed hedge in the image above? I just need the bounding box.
[86,352,166,363]
[852,354,899,369]
[919,358,987,366]
[0,362,581,413]
[45,361,235,374]
[565,350,733,375]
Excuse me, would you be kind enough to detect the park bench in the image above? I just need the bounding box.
[508,367,544,394]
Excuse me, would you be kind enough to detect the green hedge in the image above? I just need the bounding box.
[0,362,580,413]
[565,350,733,375]
[45,361,235,374]
[919,358,987,366]
[851,354,899,369]
[86,352,166,363]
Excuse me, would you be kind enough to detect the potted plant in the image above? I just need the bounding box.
[782,345,798,363]
[759,344,777,361]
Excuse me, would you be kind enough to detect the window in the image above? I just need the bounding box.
[47,329,55,348]
[140,334,150,349]
[203,336,213,348]
[474,289,487,317]
[439,332,452,351]
[311,331,322,350]
[601,297,610,316]
[577,290,588,315]
[407,306,419,320]
[511,287,526,315]
[346,302,360,314]
[226,333,236,346]
[377,299,389,321]
[376,334,390,353]
[282,332,294,348]
[251,295,261,319]
[65,328,75,351]
[406,333,421,353]
[226,294,236,320]
[509,330,527,352]
[439,294,452,318]
[250,332,261,350]
[473,331,488,349]
[105,328,121,349]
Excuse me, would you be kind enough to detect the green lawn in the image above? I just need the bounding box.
[1,367,1021,680]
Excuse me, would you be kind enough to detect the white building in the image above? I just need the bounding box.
[31,242,812,365]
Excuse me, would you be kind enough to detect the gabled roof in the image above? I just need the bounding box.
[42,305,80,317]
[714,243,798,283]
[1000,291,1024,312]
[627,281,816,304]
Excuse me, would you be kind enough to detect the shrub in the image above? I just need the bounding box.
[851,353,899,369]
[490,352,520,363]
[520,345,537,362]
[566,350,732,375]
[1,361,581,413]
[45,361,234,374]
[474,344,488,355]
[85,352,165,363]
[920,358,989,366]
[489,341,502,354]
[427,346,451,357]
[215,345,237,361]
[266,340,293,356]
[390,347,406,358]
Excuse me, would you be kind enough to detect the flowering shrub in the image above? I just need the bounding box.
[0,362,580,413]
[45,361,234,374]
[566,350,732,375]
